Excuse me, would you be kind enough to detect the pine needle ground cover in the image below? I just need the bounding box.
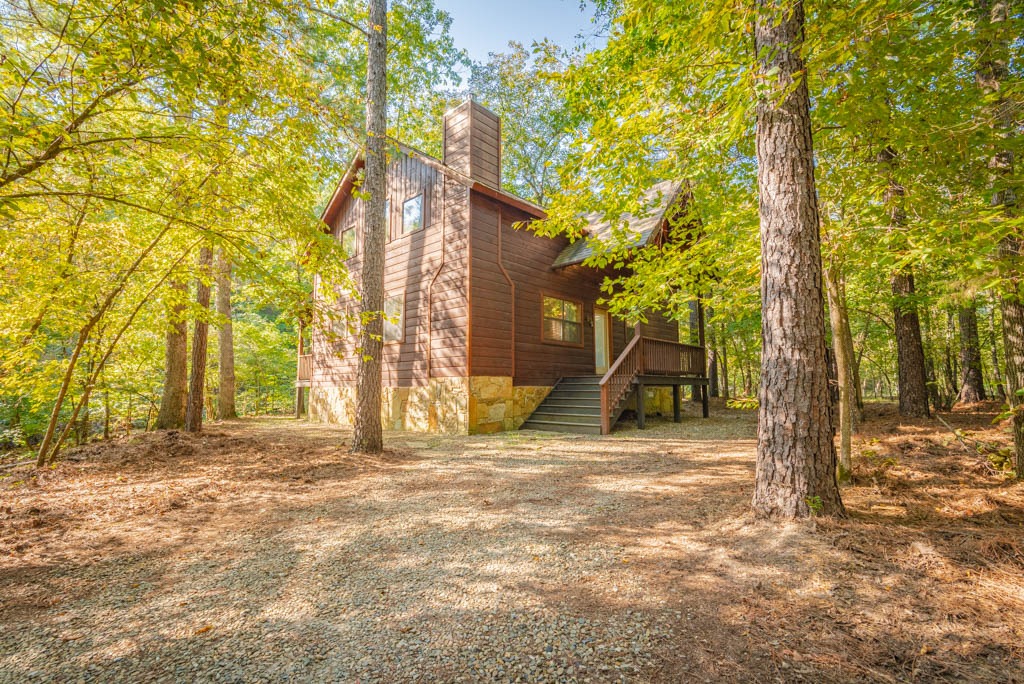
[1,407,1022,682]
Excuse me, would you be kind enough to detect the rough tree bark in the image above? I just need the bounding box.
[879,144,931,419]
[216,251,237,420]
[156,280,188,429]
[720,323,730,401]
[751,0,844,519]
[185,247,213,433]
[958,302,987,403]
[352,0,388,454]
[707,307,719,398]
[892,271,931,417]
[689,300,701,401]
[824,262,857,483]
[977,0,1021,477]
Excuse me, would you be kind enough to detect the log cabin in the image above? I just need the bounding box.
[299,100,708,434]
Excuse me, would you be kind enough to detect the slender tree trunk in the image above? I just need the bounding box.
[156,280,188,429]
[824,262,856,483]
[185,247,213,433]
[707,307,719,398]
[989,300,1006,399]
[295,319,306,419]
[720,324,730,401]
[216,251,237,420]
[103,385,110,440]
[352,0,388,454]
[892,271,930,417]
[689,300,701,401]
[880,143,930,419]
[36,324,90,466]
[751,0,844,519]
[958,302,986,403]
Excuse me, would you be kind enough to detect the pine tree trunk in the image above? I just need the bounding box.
[720,326,730,401]
[156,280,188,429]
[958,302,986,403]
[352,0,388,454]
[707,307,719,398]
[892,271,931,417]
[977,0,1020,476]
[880,142,931,419]
[751,0,844,519]
[689,300,701,401]
[989,300,1006,399]
[824,262,856,483]
[185,247,213,433]
[216,251,237,420]
[1001,278,1024,479]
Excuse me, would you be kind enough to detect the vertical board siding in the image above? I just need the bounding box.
[312,154,468,389]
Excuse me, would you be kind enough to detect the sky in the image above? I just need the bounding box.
[433,0,599,65]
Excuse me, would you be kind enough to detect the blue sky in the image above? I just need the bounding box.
[433,0,599,64]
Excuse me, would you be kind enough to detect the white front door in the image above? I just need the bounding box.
[594,309,611,374]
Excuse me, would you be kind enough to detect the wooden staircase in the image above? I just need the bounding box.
[520,336,708,435]
[519,376,605,435]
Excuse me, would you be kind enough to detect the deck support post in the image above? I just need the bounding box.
[701,383,709,419]
[636,382,646,429]
[672,385,682,423]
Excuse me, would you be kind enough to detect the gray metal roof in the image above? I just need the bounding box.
[551,180,685,269]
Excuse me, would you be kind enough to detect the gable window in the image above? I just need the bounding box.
[402,194,423,235]
[384,199,391,241]
[341,224,357,258]
[383,294,405,343]
[542,295,583,345]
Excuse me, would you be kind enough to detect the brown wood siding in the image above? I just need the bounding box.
[312,154,468,388]
[443,101,501,188]
[467,192,679,386]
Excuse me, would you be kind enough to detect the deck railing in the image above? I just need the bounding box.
[598,337,706,434]
[297,354,313,384]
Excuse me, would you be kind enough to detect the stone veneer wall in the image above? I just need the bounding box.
[310,377,470,434]
[622,386,676,416]
[467,376,551,434]
[309,376,550,434]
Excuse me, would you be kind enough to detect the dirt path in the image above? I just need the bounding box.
[1,403,1022,682]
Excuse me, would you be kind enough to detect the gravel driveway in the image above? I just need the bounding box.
[3,407,1023,682]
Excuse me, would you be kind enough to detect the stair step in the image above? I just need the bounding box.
[526,411,601,425]
[537,401,602,413]
[548,389,601,399]
[521,419,603,435]
[556,377,602,386]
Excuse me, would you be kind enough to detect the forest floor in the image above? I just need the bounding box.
[1,402,1023,683]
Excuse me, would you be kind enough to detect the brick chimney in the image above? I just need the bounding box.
[443,99,501,188]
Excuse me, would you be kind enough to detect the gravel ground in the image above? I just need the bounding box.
[2,403,1023,682]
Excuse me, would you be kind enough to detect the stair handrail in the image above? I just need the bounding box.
[598,336,707,434]
[599,335,644,435]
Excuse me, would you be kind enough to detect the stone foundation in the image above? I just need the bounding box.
[468,376,551,434]
[622,386,676,416]
[310,377,469,434]
[310,376,548,435]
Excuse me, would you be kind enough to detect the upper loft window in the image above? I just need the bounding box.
[542,295,583,346]
[402,194,423,235]
[341,224,357,258]
[384,199,391,241]
[383,294,405,343]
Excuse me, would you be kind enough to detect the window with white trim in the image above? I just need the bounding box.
[402,194,423,235]
[383,294,404,343]
[542,296,583,345]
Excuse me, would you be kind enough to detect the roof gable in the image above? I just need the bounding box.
[319,142,546,230]
[552,180,685,269]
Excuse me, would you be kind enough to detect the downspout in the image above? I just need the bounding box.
[496,206,516,378]
[426,177,447,379]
